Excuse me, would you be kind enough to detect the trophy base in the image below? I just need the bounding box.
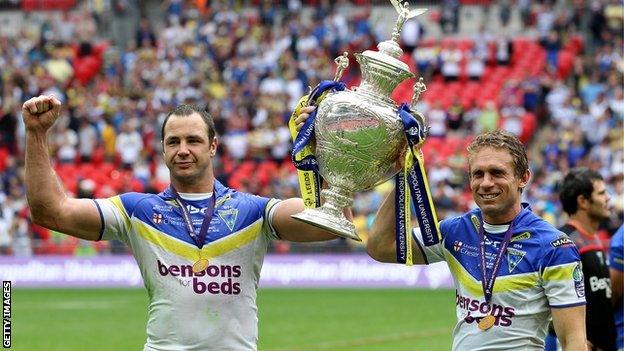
[291,208,361,241]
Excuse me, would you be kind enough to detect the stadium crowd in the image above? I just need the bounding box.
[0,0,622,256]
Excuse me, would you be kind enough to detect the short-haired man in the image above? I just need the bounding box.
[557,167,617,351]
[367,129,587,350]
[22,96,339,350]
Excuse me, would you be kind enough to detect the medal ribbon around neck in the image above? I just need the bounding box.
[395,103,441,265]
[289,80,346,208]
[171,186,216,272]
[477,219,514,329]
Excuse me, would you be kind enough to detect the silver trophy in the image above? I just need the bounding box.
[292,1,428,241]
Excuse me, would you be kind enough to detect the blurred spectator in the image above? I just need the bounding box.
[495,36,511,66]
[116,119,143,170]
[136,18,157,48]
[440,42,462,81]
[53,118,78,164]
[78,118,97,162]
[73,41,106,86]
[466,48,485,81]
[439,0,459,34]
[477,100,500,133]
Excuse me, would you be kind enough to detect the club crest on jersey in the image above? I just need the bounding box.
[152,213,163,224]
[506,248,526,273]
[218,209,238,231]
[454,241,463,251]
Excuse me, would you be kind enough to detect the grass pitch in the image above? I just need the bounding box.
[11,288,454,351]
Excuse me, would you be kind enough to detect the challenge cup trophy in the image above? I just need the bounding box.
[291,1,434,243]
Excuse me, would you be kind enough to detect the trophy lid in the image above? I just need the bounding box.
[359,3,427,73]
[354,3,426,96]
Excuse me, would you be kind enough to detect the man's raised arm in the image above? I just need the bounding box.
[23,95,102,241]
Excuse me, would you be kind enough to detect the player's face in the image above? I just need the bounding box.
[162,113,216,188]
[469,147,530,224]
[587,180,611,221]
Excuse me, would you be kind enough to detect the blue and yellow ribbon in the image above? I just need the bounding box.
[288,80,346,208]
[395,103,441,265]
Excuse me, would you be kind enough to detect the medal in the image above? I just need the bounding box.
[192,258,209,273]
[478,315,496,331]
[477,219,514,331]
[172,187,216,271]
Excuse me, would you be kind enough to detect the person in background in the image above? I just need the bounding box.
[555,168,617,351]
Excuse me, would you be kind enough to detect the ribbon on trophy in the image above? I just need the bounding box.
[289,80,346,208]
[395,103,441,265]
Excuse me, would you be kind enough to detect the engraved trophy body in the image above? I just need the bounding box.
[291,2,427,241]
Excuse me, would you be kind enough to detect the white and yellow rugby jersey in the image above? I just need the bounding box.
[414,205,585,351]
[93,180,279,351]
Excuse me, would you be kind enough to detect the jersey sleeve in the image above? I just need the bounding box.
[540,234,586,308]
[412,218,449,264]
[610,227,624,271]
[263,198,281,240]
[241,193,280,240]
[94,192,145,244]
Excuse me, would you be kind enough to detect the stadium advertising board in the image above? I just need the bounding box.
[0,255,453,288]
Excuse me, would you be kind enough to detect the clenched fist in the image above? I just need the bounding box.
[22,95,62,133]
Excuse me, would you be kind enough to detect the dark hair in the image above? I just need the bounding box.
[161,104,216,142]
[467,129,528,178]
[559,167,603,215]
[78,42,93,57]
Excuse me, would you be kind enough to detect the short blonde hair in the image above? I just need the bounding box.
[467,130,528,178]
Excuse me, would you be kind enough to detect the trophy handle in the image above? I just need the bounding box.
[411,77,427,108]
[333,52,349,82]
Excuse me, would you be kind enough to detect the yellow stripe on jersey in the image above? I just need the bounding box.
[541,262,576,281]
[444,250,539,296]
[133,217,264,261]
[109,196,131,228]
[201,219,263,259]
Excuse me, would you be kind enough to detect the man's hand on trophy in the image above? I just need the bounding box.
[294,105,315,131]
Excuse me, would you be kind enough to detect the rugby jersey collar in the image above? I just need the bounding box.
[472,202,535,235]
[160,179,228,201]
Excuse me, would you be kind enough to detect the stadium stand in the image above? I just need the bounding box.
[0,0,622,256]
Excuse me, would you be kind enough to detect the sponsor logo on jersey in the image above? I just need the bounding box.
[153,204,174,212]
[551,236,575,248]
[453,241,478,257]
[484,236,501,249]
[456,292,516,327]
[152,213,163,224]
[573,263,585,298]
[511,232,531,242]
[157,260,242,295]
[589,276,612,297]
[218,208,239,231]
[506,248,526,273]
